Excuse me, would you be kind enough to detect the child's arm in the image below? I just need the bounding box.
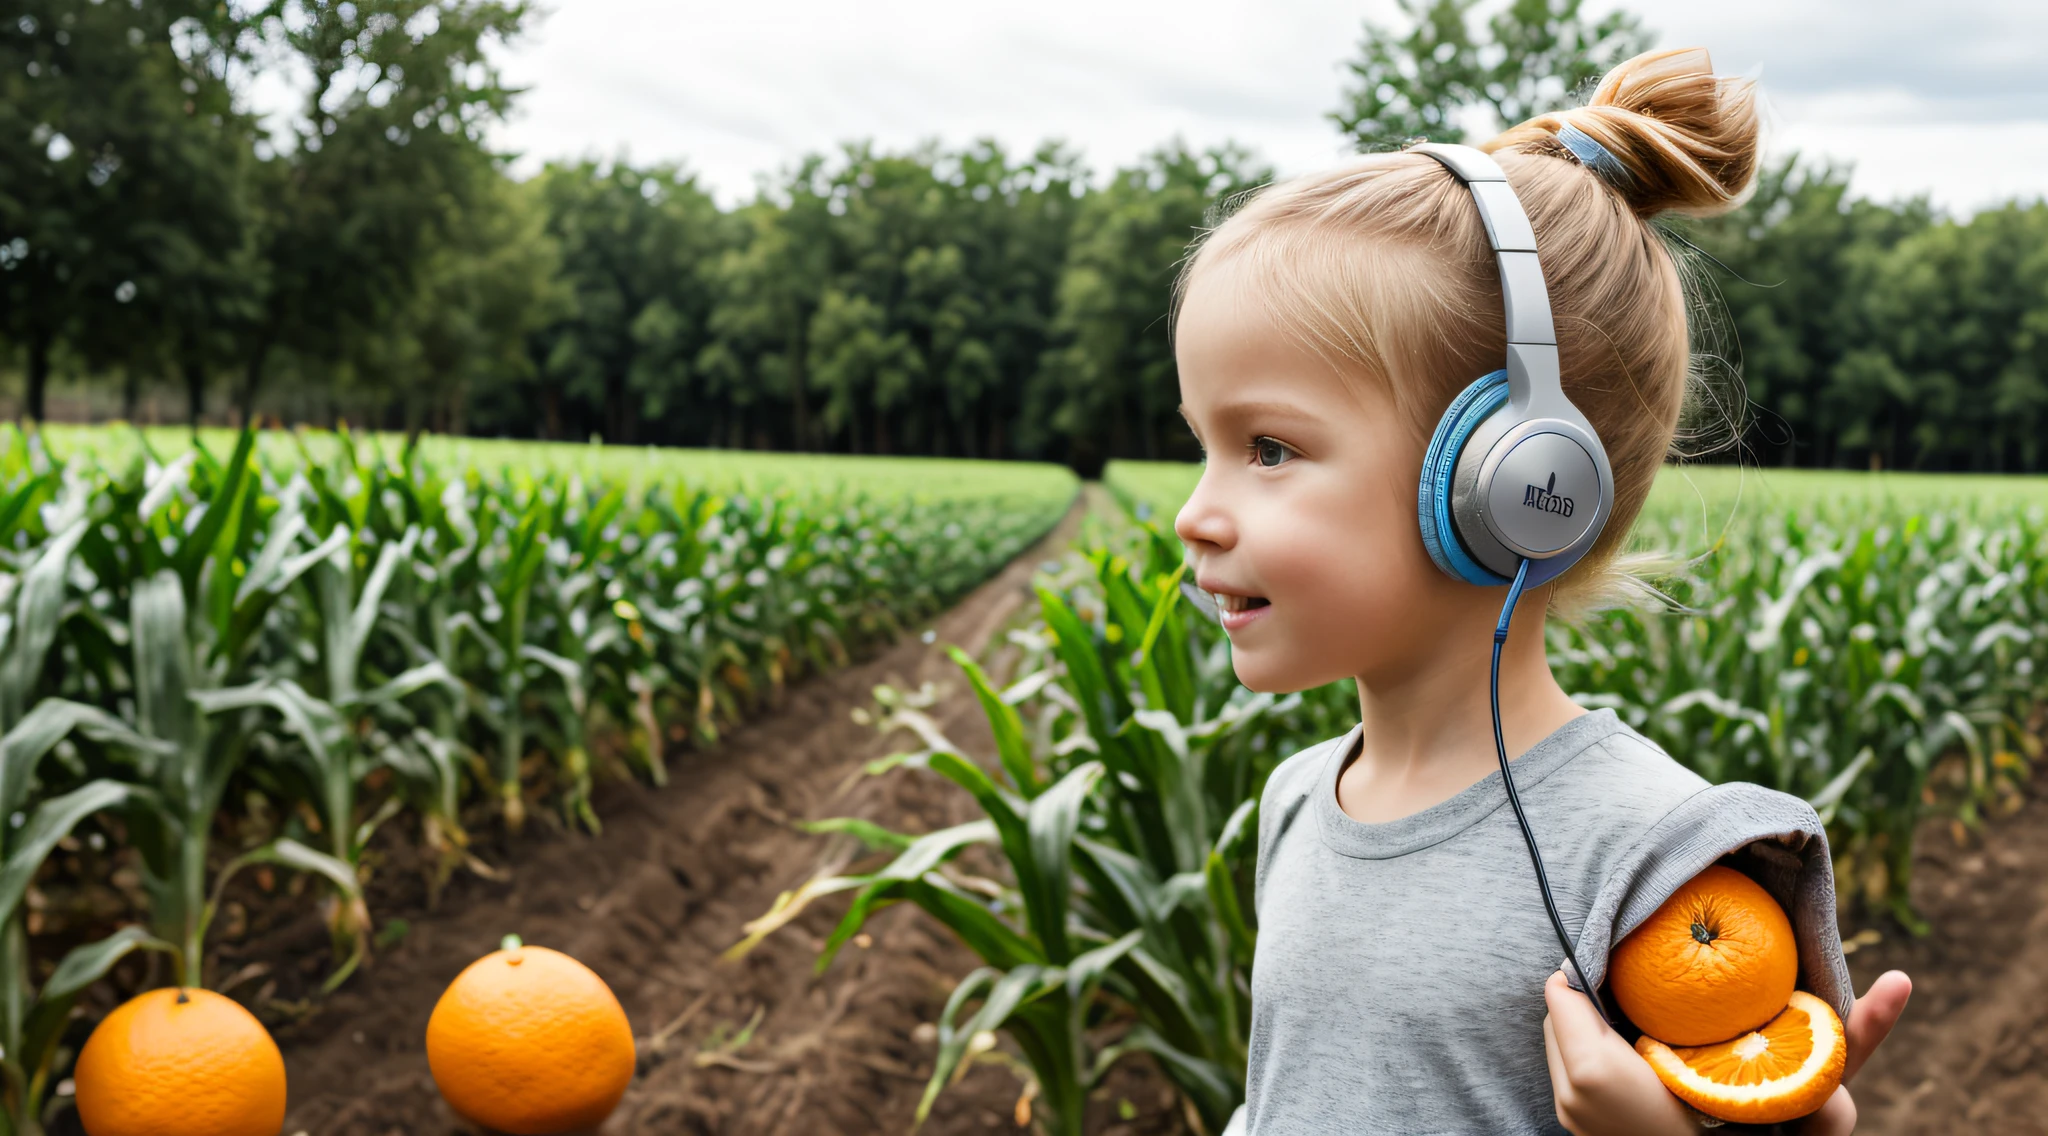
[1542,966,1914,1136]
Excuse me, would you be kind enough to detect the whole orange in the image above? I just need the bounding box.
[74,987,288,1136]
[426,940,635,1135]
[1609,864,1797,1046]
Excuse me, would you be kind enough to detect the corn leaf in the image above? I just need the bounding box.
[916,965,1065,1126]
[1023,761,1105,963]
[0,520,86,724]
[0,781,158,928]
[946,644,1041,798]
[0,698,174,819]
[18,925,179,1088]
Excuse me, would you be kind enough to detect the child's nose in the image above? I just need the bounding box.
[1174,484,1236,550]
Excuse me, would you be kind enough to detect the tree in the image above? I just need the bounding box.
[694,161,841,451]
[1679,156,1933,470]
[693,138,1084,458]
[0,0,255,422]
[1328,0,1651,153]
[363,163,569,437]
[907,138,1088,459]
[1848,203,2048,471]
[514,159,737,445]
[1034,139,1273,475]
[231,0,533,419]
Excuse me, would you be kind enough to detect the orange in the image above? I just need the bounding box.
[426,939,636,1135]
[74,986,288,1136]
[1636,989,1846,1125]
[1608,864,1796,1045]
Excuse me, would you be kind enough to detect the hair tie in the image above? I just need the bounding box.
[1554,121,1632,187]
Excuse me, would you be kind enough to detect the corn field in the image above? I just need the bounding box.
[734,462,2048,1134]
[0,424,1075,1136]
[1106,460,2048,929]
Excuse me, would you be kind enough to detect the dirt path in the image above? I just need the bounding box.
[1845,717,2048,1135]
[264,483,1185,1136]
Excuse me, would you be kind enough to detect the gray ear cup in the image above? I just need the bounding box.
[1452,415,1608,587]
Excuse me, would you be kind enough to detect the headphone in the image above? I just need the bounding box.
[1410,142,1621,1028]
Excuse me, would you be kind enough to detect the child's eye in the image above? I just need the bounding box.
[1246,436,1296,468]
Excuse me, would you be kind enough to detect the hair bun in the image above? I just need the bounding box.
[1487,47,1762,219]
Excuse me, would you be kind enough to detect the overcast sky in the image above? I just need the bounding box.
[478,0,2048,215]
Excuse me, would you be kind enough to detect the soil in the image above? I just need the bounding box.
[1841,709,2048,1135]
[229,483,1190,1136]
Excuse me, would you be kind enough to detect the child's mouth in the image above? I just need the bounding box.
[1216,593,1271,630]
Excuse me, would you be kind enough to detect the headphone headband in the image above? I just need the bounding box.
[1409,143,1573,424]
[1407,141,1616,591]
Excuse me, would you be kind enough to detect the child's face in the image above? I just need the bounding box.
[1173,265,1453,694]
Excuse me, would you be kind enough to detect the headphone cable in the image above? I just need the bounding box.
[1494,557,1618,1031]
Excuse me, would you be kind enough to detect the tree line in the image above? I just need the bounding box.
[4,0,2045,473]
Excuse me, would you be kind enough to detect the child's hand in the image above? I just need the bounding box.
[1543,968,1915,1135]
[1542,969,1704,1135]
[1775,968,1914,1135]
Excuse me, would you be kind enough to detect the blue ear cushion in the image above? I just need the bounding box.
[1418,369,1515,586]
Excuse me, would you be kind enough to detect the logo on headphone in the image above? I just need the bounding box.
[1523,472,1575,518]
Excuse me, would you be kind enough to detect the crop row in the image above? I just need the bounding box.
[0,425,1074,1135]
[739,478,2047,1133]
[1103,462,2048,929]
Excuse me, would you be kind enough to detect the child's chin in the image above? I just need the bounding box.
[1230,660,1304,696]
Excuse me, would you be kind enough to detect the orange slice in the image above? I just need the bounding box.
[1635,990,1845,1125]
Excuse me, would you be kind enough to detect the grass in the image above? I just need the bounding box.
[30,424,1079,504]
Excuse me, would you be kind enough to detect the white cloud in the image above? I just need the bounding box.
[482,0,2047,215]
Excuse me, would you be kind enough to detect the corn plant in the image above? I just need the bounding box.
[118,568,366,992]
[1549,503,2048,931]
[242,496,462,980]
[731,517,1349,1135]
[0,420,1077,1129]
[40,432,373,993]
[357,454,489,892]
[0,512,175,1136]
[631,486,748,750]
[1112,461,2048,931]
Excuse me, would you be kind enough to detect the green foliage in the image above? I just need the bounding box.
[0,0,256,422]
[0,508,173,1136]
[1110,456,2048,929]
[1837,201,2048,471]
[756,476,2045,1130]
[1034,141,1272,471]
[735,516,1357,1134]
[11,0,2046,477]
[1327,0,1651,152]
[662,139,1102,459]
[517,161,738,442]
[232,0,535,417]
[0,422,1073,1132]
[0,0,540,425]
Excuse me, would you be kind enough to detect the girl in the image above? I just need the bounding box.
[1170,47,1913,1135]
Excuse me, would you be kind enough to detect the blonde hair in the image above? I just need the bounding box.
[1171,47,1760,627]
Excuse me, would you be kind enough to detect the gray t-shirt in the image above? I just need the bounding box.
[1221,706,1855,1136]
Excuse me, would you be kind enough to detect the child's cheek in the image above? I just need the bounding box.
[1231,528,1389,694]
